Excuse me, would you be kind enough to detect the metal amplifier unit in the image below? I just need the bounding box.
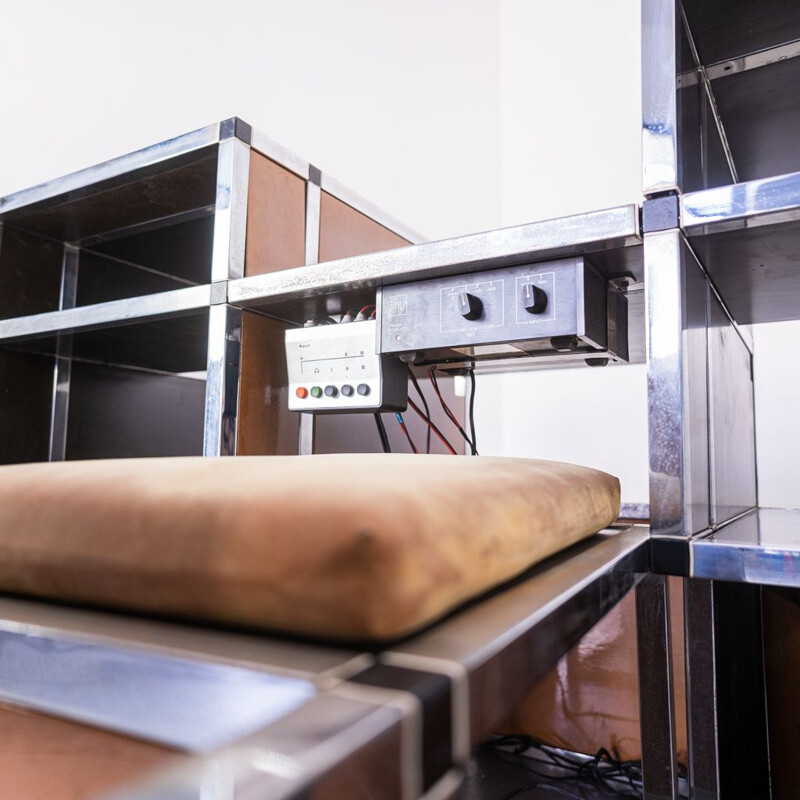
[379,257,628,366]
[285,320,408,413]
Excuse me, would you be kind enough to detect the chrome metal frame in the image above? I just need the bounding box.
[645,229,711,539]
[642,0,681,194]
[682,169,800,232]
[203,304,242,457]
[0,122,221,216]
[210,136,251,283]
[636,574,679,800]
[47,244,79,461]
[228,204,641,313]
[0,285,213,342]
[298,171,322,455]
[1,102,797,798]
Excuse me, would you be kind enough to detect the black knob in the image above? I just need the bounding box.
[341,384,354,397]
[457,292,483,320]
[324,385,338,398]
[522,283,548,314]
[357,383,371,396]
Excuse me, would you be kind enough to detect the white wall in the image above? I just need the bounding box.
[754,322,800,510]
[475,0,649,505]
[0,0,501,240]
[2,0,797,508]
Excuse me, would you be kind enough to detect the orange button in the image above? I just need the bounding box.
[296,387,308,399]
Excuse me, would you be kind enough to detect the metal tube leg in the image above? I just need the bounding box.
[684,579,719,800]
[636,573,678,800]
[298,413,315,455]
[712,582,771,800]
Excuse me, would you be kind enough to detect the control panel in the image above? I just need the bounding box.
[286,320,407,413]
[379,257,620,365]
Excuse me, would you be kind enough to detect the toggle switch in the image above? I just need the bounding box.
[457,292,483,320]
[522,283,548,314]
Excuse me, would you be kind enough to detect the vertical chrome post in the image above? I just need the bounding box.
[710,582,772,799]
[203,304,242,457]
[298,167,322,456]
[645,229,710,537]
[642,0,679,194]
[210,135,251,283]
[636,573,678,800]
[48,245,79,461]
[684,579,720,800]
[203,126,251,456]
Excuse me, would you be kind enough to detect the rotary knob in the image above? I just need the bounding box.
[522,283,548,314]
[457,292,483,320]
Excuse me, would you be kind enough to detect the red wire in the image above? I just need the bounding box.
[396,415,419,454]
[359,304,376,315]
[429,368,475,453]
[407,398,457,455]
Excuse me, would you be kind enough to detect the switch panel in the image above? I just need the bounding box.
[379,257,616,365]
[286,320,407,413]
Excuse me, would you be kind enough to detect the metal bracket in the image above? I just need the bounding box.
[642,195,680,233]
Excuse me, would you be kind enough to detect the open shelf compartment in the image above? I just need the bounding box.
[0,142,218,320]
[0,310,210,464]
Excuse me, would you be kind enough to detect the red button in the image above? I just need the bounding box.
[296,387,308,399]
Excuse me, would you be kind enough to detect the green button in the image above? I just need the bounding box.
[310,386,323,398]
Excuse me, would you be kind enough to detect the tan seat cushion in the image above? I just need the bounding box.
[0,455,619,641]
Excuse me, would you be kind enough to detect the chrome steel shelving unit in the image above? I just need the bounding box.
[640,1,800,798]
[1,0,799,792]
[0,118,423,463]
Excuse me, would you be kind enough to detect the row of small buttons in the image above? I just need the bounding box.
[296,384,371,400]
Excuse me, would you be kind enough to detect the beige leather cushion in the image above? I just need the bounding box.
[0,455,619,641]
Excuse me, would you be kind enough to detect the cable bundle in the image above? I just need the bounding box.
[375,365,479,455]
[484,734,651,799]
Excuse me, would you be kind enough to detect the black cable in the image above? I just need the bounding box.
[407,368,431,454]
[374,413,391,453]
[485,736,644,799]
[407,398,457,454]
[429,367,477,455]
[467,365,477,455]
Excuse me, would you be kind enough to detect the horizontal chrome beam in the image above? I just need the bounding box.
[0,625,316,752]
[0,123,221,216]
[682,170,800,233]
[228,204,641,309]
[705,38,800,81]
[0,285,212,342]
[691,508,800,587]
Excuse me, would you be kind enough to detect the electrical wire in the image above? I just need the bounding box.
[467,365,477,455]
[407,368,432,454]
[485,735,645,799]
[374,413,391,453]
[407,398,457,455]
[429,367,478,455]
[395,413,419,454]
